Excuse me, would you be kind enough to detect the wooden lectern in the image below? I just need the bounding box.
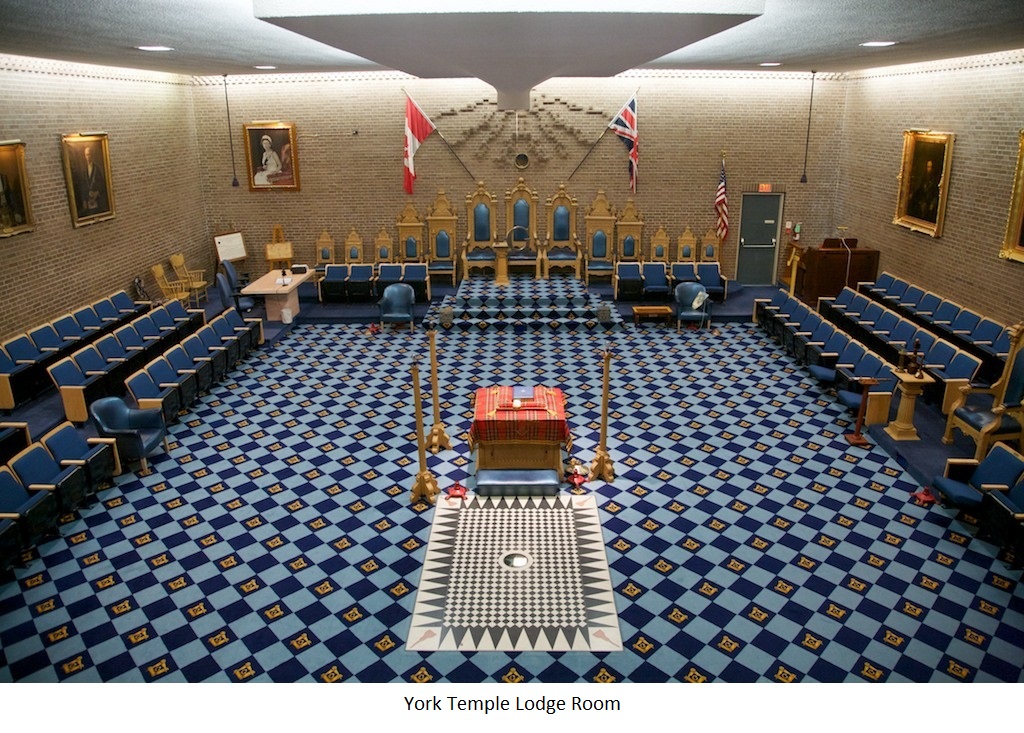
[793,239,879,305]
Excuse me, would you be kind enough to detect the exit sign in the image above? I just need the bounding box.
[758,183,773,192]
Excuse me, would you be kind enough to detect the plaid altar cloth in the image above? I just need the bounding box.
[468,385,571,446]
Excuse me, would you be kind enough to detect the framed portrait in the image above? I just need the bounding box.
[0,140,34,237]
[61,132,115,227]
[243,121,300,191]
[1000,129,1024,264]
[893,129,954,237]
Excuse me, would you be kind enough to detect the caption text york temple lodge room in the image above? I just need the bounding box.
[1,0,1024,715]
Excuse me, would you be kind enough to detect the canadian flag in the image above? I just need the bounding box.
[404,95,436,194]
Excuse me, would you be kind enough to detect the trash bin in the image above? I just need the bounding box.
[281,308,294,324]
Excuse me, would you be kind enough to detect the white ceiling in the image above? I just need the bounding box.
[2,0,1024,107]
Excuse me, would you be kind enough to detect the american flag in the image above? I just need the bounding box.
[715,159,729,242]
[608,94,638,193]
[403,94,436,194]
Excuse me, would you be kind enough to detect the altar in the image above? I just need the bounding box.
[467,385,571,473]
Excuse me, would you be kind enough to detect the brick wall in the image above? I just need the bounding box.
[1,50,1022,342]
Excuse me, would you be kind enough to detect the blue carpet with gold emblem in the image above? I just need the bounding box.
[0,321,1022,682]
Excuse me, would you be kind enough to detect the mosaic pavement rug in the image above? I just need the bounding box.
[407,494,622,653]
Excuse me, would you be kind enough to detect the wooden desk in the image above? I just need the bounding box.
[468,385,570,473]
[884,370,934,441]
[241,268,312,321]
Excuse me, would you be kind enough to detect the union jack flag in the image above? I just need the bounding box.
[609,94,638,193]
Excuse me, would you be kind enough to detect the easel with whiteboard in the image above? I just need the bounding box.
[214,230,250,284]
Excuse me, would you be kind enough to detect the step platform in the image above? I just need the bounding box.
[475,468,562,497]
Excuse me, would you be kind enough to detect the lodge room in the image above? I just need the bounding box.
[2,0,1024,701]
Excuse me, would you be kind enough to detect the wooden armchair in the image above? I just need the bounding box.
[426,189,458,286]
[169,253,208,307]
[700,228,721,261]
[543,184,581,279]
[151,264,190,305]
[676,226,697,262]
[396,203,425,263]
[649,225,671,263]
[462,181,499,279]
[944,322,1024,460]
[583,190,616,285]
[311,230,335,282]
[504,177,541,279]
[616,197,644,263]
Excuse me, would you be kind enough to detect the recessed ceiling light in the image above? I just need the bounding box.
[759,62,782,67]
[860,41,897,47]
[136,45,174,52]
[253,65,277,70]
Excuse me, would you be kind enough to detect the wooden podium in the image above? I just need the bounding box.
[793,241,879,305]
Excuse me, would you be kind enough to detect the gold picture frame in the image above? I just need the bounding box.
[61,132,115,227]
[894,129,954,238]
[243,121,300,191]
[1000,129,1024,264]
[0,140,34,237]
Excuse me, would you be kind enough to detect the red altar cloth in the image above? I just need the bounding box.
[468,386,571,446]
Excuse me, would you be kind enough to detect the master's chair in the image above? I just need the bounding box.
[616,197,643,263]
[944,322,1024,460]
[543,184,582,279]
[463,182,499,279]
[505,177,541,278]
[396,203,426,263]
[313,230,335,281]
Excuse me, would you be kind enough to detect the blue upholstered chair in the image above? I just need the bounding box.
[835,355,896,426]
[978,474,1024,557]
[403,263,430,302]
[53,313,90,347]
[584,190,616,285]
[807,339,866,387]
[72,305,110,338]
[346,264,376,302]
[674,282,710,332]
[793,319,835,365]
[125,369,181,426]
[209,315,244,365]
[462,182,499,279]
[146,356,198,409]
[222,307,262,353]
[182,333,227,382]
[0,345,40,412]
[28,322,76,362]
[163,298,205,333]
[670,261,698,286]
[376,262,404,296]
[220,261,257,312]
[165,343,213,394]
[90,396,169,472]
[944,324,1024,460]
[0,421,30,467]
[47,356,108,424]
[0,465,60,565]
[696,262,728,302]
[378,283,416,332]
[197,324,236,369]
[110,289,149,318]
[641,262,671,300]
[543,184,582,279]
[40,421,118,494]
[91,297,126,328]
[613,262,642,301]
[930,442,1024,509]
[318,264,348,303]
[73,344,125,395]
[94,332,147,383]
[10,442,89,514]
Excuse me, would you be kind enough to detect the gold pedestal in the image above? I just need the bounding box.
[589,447,615,483]
[494,243,510,287]
[410,469,439,505]
[885,371,933,441]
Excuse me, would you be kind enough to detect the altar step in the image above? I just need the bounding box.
[423,274,626,332]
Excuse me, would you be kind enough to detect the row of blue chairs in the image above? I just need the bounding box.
[318,262,430,304]
[755,290,897,426]
[45,300,206,424]
[0,289,151,413]
[817,287,986,413]
[858,272,1011,382]
[612,261,727,302]
[0,421,117,573]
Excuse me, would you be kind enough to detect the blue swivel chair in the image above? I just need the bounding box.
[378,283,416,332]
[90,396,169,472]
[674,282,710,332]
[216,271,256,313]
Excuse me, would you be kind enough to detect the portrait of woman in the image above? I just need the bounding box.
[244,122,300,191]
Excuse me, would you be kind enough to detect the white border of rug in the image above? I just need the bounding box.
[406,494,622,652]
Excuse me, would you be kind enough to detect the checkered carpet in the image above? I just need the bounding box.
[0,323,1021,682]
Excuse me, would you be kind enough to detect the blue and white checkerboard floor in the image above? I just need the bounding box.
[1,323,1021,682]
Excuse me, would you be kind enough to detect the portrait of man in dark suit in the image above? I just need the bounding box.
[62,133,115,225]
[0,140,33,237]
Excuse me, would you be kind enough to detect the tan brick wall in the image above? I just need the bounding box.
[2,50,1022,341]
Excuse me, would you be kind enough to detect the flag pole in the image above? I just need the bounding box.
[402,88,475,183]
[569,87,639,182]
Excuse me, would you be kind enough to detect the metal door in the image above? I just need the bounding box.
[736,193,784,285]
